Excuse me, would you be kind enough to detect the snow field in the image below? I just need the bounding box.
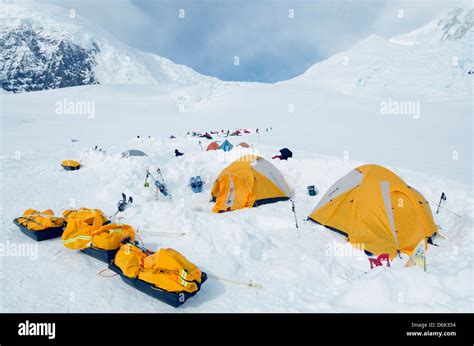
[1,133,472,312]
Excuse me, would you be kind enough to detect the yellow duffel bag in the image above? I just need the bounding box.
[61,214,103,250]
[63,208,108,226]
[143,248,202,285]
[91,223,135,250]
[139,268,199,293]
[114,243,147,278]
[17,209,64,231]
[115,243,202,293]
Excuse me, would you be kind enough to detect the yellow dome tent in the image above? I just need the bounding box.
[308,164,437,259]
[211,155,290,213]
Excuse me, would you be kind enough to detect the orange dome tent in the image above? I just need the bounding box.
[206,142,220,151]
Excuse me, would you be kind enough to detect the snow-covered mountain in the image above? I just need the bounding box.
[0,1,216,92]
[284,7,473,100]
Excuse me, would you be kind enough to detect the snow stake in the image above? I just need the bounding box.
[436,192,446,214]
[157,168,165,182]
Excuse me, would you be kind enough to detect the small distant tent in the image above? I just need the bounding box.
[200,133,213,140]
[238,142,250,148]
[219,140,233,152]
[211,155,290,213]
[307,164,437,259]
[122,150,147,158]
[206,142,220,151]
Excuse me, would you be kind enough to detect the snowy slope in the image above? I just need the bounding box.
[283,7,473,101]
[0,1,217,92]
[0,82,472,313]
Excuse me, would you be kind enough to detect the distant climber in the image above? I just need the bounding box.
[175,149,184,157]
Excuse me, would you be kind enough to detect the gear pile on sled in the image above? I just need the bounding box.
[61,207,134,263]
[13,209,65,241]
[109,238,207,307]
[12,199,206,307]
[61,160,81,171]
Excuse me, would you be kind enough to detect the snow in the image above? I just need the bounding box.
[0,3,473,313]
[1,81,472,312]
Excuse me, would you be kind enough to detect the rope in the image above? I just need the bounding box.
[207,273,263,289]
[138,231,186,237]
[98,268,117,278]
[428,199,474,223]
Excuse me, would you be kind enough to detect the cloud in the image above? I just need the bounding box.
[37,0,470,82]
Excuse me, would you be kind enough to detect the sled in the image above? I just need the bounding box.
[108,261,207,308]
[81,246,119,263]
[13,218,64,241]
[62,165,80,171]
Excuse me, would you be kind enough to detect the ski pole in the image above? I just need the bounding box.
[157,168,164,182]
[436,192,446,214]
[291,199,300,238]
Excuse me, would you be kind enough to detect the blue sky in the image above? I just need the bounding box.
[45,0,466,82]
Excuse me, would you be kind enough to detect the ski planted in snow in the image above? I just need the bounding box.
[145,169,170,198]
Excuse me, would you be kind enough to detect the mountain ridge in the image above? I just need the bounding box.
[0,1,217,92]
